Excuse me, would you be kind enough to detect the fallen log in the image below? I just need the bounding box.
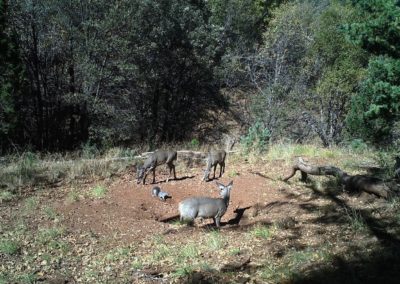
[283,157,395,199]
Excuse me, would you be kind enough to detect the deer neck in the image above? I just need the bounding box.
[222,193,230,207]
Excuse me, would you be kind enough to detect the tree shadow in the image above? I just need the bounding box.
[278,178,400,284]
[249,170,277,181]
[227,206,251,225]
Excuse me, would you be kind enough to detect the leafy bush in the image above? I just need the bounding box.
[81,143,100,159]
[349,139,368,153]
[190,138,200,149]
[0,190,14,203]
[241,121,271,154]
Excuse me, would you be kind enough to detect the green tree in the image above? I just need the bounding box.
[0,0,25,153]
[302,1,366,146]
[345,0,400,143]
[241,1,365,146]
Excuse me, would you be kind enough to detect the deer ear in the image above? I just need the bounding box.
[215,182,225,190]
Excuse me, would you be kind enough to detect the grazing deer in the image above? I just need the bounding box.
[202,150,226,182]
[136,150,177,185]
[179,181,233,227]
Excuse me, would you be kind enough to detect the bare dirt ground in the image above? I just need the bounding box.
[57,161,287,246]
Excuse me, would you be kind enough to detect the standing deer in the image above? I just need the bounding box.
[179,181,233,227]
[202,150,226,182]
[136,150,177,185]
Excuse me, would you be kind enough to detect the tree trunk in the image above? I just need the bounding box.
[283,157,396,199]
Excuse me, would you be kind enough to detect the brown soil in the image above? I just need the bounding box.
[57,161,289,247]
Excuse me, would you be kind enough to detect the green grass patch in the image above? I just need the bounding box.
[207,230,224,250]
[228,170,239,178]
[24,196,39,211]
[172,264,194,278]
[152,244,171,261]
[43,206,58,220]
[229,247,241,255]
[0,239,20,255]
[90,185,108,199]
[16,273,37,284]
[37,227,64,244]
[0,190,15,202]
[180,243,199,259]
[250,225,273,239]
[131,258,143,270]
[66,189,80,203]
[261,247,332,282]
[344,208,368,233]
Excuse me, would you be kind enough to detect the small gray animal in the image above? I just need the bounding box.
[179,180,233,227]
[151,186,170,201]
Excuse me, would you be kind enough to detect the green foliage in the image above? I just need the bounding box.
[241,1,365,146]
[0,0,26,153]
[345,0,400,143]
[207,230,224,250]
[0,239,20,255]
[43,206,58,220]
[172,264,194,278]
[207,0,267,47]
[0,190,15,202]
[240,121,270,154]
[37,227,64,245]
[349,139,369,153]
[179,243,199,260]
[24,196,39,212]
[344,0,400,58]
[190,138,200,149]
[90,185,107,199]
[344,208,368,233]
[304,1,366,146]
[229,247,241,255]
[250,224,272,239]
[81,143,100,159]
[374,150,399,179]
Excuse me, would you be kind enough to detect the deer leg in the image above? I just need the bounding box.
[152,167,156,184]
[219,162,224,177]
[213,165,217,179]
[166,164,172,182]
[172,164,176,180]
[143,168,151,185]
[215,217,221,227]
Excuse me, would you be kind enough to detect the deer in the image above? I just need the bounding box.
[202,150,226,182]
[136,150,177,185]
[178,181,233,227]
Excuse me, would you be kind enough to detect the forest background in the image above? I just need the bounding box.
[1,0,399,153]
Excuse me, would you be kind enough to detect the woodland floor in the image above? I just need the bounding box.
[1,155,400,283]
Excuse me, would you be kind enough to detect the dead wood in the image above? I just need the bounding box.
[283,157,346,182]
[283,157,395,199]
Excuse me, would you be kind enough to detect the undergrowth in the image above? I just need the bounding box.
[0,147,138,197]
